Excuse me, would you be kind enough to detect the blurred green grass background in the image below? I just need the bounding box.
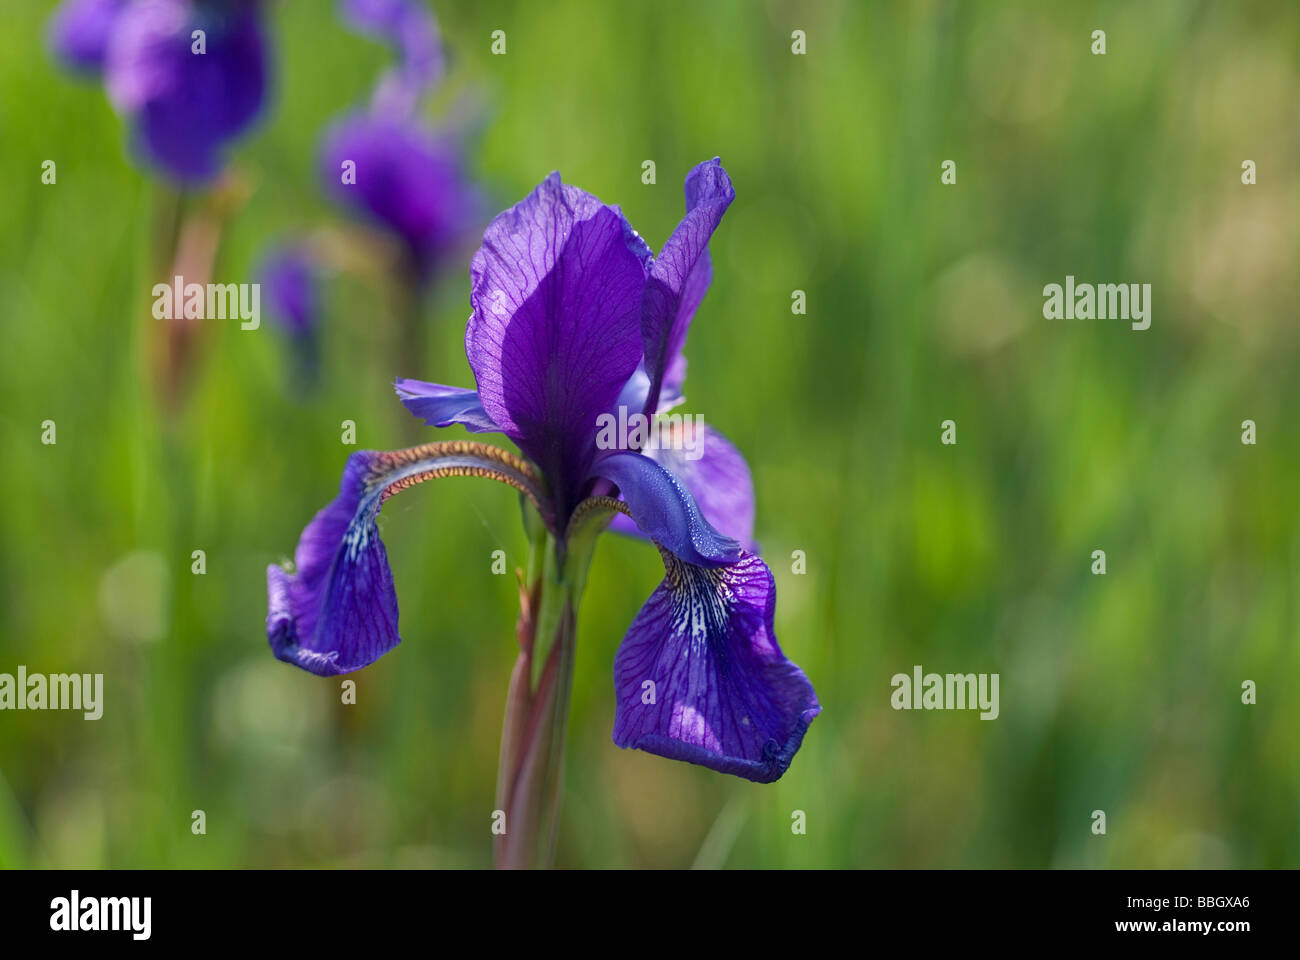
[1,0,1298,868]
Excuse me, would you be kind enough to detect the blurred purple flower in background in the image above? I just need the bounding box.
[259,245,319,336]
[259,243,323,383]
[338,0,443,113]
[49,0,269,183]
[256,0,481,388]
[319,114,478,280]
[49,0,272,410]
[48,0,128,71]
[318,0,478,281]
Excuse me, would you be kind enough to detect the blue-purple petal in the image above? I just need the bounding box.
[267,451,400,676]
[613,551,819,783]
[608,421,756,552]
[394,378,500,433]
[260,245,320,336]
[48,0,128,73]
[104,0,268,182]
[267,443,542,675]
[339,0,443,113]
[640,158,734,410]
[612,359,685,421]
[589,451,739,567]
[466,172,651,515]
[319,111,478,269]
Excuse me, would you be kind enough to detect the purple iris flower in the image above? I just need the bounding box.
[260,244,323,382]
[47,0,269,183]
[318,114,478,274]
[338,0,443,113]
[319,0,477,277]
[260,245,319,336]
[266,159,818,786]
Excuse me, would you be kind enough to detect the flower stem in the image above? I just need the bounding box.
[493,495,618,868]
[494,534,579,868]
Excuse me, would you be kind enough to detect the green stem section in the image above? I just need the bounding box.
[494,536,575,868]
[493,501,616,868]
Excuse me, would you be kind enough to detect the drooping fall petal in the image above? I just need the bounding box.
[612,551,819,782]
[267,442,544,675]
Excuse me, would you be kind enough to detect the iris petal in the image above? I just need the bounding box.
[612,359,685,420]
[267,442,543,676]
[260,245,320,336]
[318,112,478,267]
[613,551,819,783]
[608,420,756,551]
[466,172,651,516]
[640,158,734,411]
[589,452,739,567]
[339,0,443,97]
[394,378,500,433]
[104,0,268,182]
[48,0,128,73]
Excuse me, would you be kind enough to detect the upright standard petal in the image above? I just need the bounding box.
[466,173,651,517]
[394,378,500,433]
[319,112,478,270]
[589,451,739,567]
[613,551,819,783]
[608,420,756,551]
[105,0,268,182]
[47,0,128,73]
[267,442,544,676]
[640,158,734,413]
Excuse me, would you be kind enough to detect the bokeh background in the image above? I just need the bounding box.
[1,0,1298,868]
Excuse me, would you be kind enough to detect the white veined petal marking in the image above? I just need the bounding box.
[664,555,736,657]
